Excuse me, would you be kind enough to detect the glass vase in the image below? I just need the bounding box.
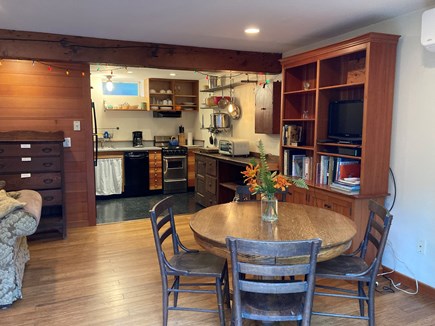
[261,195,279,222]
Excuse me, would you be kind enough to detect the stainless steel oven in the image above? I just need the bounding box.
[163,155,187,194]
[154,136,188,194]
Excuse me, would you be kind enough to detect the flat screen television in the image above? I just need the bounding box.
[328,99,363,142]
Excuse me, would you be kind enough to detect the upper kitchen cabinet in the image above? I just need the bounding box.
[145,78,199,112]
[255,81,281,134]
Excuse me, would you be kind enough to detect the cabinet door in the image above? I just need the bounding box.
[287,186,309,204]
[255,81,281,134]
[187,150,196,187]
[205,157,217,177]
[309,189,352,217]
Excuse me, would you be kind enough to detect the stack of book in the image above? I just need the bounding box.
[330,177,361,195]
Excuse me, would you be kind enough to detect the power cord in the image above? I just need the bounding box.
[377,240,419,295]
[388,167,397,212]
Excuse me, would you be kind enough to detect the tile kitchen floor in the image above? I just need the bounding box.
[96,191,203,224]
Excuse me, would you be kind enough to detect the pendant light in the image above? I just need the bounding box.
[105,75,114,92]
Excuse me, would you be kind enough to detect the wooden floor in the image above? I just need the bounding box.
[2,215,435,325]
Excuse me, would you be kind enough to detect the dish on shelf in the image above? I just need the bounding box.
[160,89,166,94]
[160,106,173,111]
[182,102,195,105]
[151,106,159,110]
[166,89,172,94]
[150,89,156,94]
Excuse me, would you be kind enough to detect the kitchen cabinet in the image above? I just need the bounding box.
[187,148,196,188]
[146,78,199,111]
[255,81,281,134]
[0,130,66,240]
[149,150,162,190]
[195,153,217,207]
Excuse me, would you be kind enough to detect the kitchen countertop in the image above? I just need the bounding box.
[195,151,279,170]
[98,146,161,152]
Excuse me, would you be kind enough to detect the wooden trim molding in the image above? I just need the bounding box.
[382,265,435,297]
[0,28,282,73]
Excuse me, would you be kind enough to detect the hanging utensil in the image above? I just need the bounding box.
[226,84,241,119]
[217,80,229,109]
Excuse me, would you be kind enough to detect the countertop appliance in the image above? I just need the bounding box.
[218,139,250,156]
[154,136,188,194]
[133,131,143,147]
[123,151,149,196]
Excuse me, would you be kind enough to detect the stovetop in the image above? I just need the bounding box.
[154,136,187,156]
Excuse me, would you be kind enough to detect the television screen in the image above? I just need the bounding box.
[328,100,363,142]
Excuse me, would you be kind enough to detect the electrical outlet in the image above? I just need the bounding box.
[73,121,81,131]
[63,137,71,148]
[417,240,426,255]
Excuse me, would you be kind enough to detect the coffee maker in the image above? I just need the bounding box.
[132,131,143,147]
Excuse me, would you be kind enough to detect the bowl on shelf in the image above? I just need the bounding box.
[150,89,156,94]
[166,89,172,94]
[160,89,166,94]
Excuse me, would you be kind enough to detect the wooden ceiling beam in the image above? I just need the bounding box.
[0,29,282,73]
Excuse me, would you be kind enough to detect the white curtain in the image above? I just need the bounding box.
[95,158,123,195]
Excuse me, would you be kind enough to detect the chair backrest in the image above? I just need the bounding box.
[149,196,179,277]
[360,200,393,274]
[233,185,287,202]
[234,185,254,202]
[226,237,322,325]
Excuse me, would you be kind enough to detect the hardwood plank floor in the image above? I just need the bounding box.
[2,215,435,325]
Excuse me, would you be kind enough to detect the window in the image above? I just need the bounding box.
[103,82,139,96]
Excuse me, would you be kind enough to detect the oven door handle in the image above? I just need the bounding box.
[163,155,187,160]
[163,158,168,174]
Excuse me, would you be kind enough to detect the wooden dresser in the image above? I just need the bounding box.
[0,130,66,239]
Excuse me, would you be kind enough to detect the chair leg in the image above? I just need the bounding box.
[224,266,231,308]
[358,281,365,316]
[368,284,376,326]
[173,276,180,307]
[215,277,225,326]
[162,286,169,326]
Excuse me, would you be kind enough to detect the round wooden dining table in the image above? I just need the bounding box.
[189,201,357,262]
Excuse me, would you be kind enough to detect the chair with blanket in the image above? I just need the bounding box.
[0,184,42,308]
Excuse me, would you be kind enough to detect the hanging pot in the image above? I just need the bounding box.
[213,113,231,128]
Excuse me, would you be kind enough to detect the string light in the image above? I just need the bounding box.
[65,70,70,76]
[48,65,52,71]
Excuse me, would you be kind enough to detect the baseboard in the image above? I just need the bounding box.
[381,265,435,296]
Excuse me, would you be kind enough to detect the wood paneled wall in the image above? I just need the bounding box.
[0,59,96,228]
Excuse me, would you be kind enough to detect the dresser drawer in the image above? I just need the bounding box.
[39,189,63,206]
[0,143,61,157]
[205,175,217,194]
[206,158,217,177]
[0,157,61,173]
[2,172,62,191]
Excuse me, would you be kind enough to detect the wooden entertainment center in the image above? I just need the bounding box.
[280,33,400,252]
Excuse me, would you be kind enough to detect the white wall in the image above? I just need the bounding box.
[283,7,435,288]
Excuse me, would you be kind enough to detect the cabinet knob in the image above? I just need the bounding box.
[43,178,54,184]
[43,162,54,167]
[42,148,53,153]
[44,195,54,201]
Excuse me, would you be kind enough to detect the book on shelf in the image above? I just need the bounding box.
[303,156,312,181]
[283,149,305,177]
[282,124,302,146]
[292,154,305,178]
[330,181,360,195]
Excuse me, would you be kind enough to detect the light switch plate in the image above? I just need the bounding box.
[63,137,71,147]
[73,121,81,131]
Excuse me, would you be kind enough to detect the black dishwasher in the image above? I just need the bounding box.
[123,151,149,197]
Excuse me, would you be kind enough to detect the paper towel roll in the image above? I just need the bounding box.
[187,132,193,146]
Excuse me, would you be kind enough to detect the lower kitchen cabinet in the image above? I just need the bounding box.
[0,130,66,240]
[187,148,196,188]
[149,150,162,190]
[195,153,217,207]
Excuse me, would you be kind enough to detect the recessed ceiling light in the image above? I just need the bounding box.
[170,73,176,76]
[127,70,133,74]
[245,27,260,34]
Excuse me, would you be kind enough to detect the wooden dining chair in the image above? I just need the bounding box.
[226,236,322,325]
[149,196,230,326]
[313,200,393,326]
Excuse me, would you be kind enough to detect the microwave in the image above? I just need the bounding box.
[218,139,250,156]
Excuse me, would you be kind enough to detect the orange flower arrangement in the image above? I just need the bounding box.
[242,140,307,199]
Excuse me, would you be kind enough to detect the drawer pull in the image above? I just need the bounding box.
[43,178,54,184]
[42,147,53,153]
[44,196,55,201]
[43,162,54,167]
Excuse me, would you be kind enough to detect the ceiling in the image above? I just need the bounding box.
[0,0,433,54]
